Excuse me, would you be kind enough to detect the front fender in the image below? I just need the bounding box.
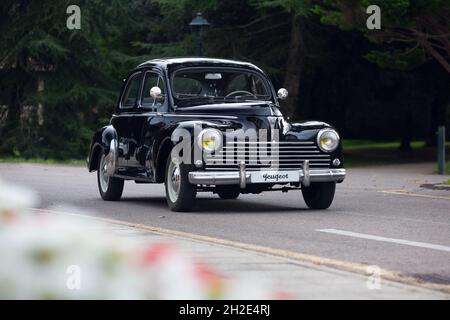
[169,119,233,159]
[87,125,118,172]
[286,120,344,168]
[152,120,233,182]
[289,120,332,131]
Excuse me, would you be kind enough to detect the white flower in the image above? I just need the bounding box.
[0,178,39,212]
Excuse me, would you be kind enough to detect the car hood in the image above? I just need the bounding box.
[169,102,333,143]
[174,101,281,117]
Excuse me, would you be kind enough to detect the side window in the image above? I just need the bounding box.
[121,72,142,109]
[141,72,166,108]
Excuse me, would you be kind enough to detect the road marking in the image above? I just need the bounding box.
[380,189,450,201]
[29,207,450,294]
[317,229,450,252]
[344,211,450,226]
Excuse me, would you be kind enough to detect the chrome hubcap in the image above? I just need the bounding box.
[167,160,181,203]
[99,154,109,192]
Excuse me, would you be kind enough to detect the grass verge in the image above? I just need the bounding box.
[343,140,450,168]
[0,157,85,166]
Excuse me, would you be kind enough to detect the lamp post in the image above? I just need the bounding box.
[189,12,210,56]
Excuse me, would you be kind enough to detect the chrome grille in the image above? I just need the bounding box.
[203,141,331,171]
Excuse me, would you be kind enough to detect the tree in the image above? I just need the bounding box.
[0,0,138,158]
[1,0,446,159]
[313,0,450,149]
[252,0,313,119]
[313,0,450,73]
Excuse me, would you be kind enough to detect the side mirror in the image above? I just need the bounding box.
[150,86,162,99]
[277,88,288,100]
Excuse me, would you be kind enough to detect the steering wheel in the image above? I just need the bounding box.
[225,90,257,98]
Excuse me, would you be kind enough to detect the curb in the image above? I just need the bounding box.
[420,183,450,191]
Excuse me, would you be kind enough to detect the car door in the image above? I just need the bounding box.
[111,70,143,169]
[132,69,169,179]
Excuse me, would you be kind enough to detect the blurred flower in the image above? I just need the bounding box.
[0,178,39,222]
[0,179,284,299]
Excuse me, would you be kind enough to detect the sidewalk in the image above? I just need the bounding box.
[347,162,450,200]
[94,218,448,299]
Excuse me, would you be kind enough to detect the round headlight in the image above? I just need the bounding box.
[317,129,340,152]
[198,129,222,152]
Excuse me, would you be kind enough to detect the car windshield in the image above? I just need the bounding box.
[172,68,272,107]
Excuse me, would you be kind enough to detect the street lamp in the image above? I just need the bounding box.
[189,12,210,56]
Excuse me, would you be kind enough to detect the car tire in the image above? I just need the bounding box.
[97,153,124,201]
[301,182,336,209]
[165,153,196,212]
[216,186,240,200]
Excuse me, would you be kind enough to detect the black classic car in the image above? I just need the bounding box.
[87,58,346,211]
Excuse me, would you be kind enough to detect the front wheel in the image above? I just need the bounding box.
[301,182,336,209]
[97,153,124,201]
[165,154,196,212]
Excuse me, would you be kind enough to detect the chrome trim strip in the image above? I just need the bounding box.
[226,141,315,145]
[239,161,246,189]
[222,146,319,148]
[207,155,328,158]
[205,159,331,163]
[189,168,346,185]
[204,165,331,170]
[302,160,310,187]
[205,155,331,159]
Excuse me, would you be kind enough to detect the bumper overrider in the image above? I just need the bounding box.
[188,160,346,189]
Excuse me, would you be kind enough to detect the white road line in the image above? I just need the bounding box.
[316,229,450,253]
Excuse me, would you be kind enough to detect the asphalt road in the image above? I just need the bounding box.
[1,162,449,285]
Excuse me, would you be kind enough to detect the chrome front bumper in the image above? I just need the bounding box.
[188,161,346,188]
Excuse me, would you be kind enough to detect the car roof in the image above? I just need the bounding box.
[137,57,264,73]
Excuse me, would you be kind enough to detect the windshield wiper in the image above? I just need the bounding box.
[221,95,270,102]
[224,95,254,100]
